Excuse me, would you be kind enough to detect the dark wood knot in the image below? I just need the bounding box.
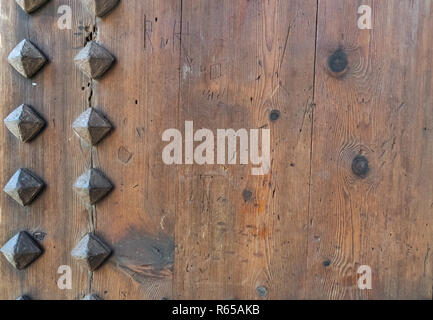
[256,286,268,297]
[322,260,331,267]
[352,155,369,178]
[328,49,348,75]
[242,189,253,203]
[269,110,280,121]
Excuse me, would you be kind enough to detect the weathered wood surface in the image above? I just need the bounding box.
[307,0,433,300]
[175,0,317,299]
[0,0,432,300]
[91,0,180,300]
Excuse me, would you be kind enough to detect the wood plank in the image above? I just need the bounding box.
[90,0,181,300]
[307,0,433,299]
[175,0,317,299]
[1,0,432,301]
[0,0,93,299]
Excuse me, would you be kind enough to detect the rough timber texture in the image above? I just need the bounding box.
[90,0,180,300]
[0,0,432,300]
[175,0,317,300]
[306,0,433,300]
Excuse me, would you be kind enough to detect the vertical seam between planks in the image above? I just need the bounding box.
[86,12,99,297]
[304,0,319,299]
[174,0,183,300]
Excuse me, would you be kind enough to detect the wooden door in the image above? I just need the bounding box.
[0,0,431,300]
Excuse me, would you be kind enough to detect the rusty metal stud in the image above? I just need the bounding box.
[4,104,45,143]
[71,233,111,271]
[73,168,113,205]
[8,39,47,79]
[4,168,45,206]
[15,0,50,14]
[16,295,32,300]
[81,0,119,17]
[72,108,112,146]
[0,231,43,270]
[82,294,102,300]
[74,41,114,79]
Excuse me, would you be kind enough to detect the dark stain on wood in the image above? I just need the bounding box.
[113,232,174,282]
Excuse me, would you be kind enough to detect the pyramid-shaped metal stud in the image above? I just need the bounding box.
[8,39,47,78]
[16,295,32,300]
[71,233,111,271]
[15,0,50,14]
[4,104,45,143]
[0,231,43,270]
[73,168,113,205]
[74,41,114,79]
[82,293,102,300]
[72,108,112,146]
[4,168,45,206]
[81,0,119,17]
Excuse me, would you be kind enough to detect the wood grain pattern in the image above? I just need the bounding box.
[90,0,180,300]
[307,0,433,299]
[175,0,317,299]
[0,0,432,300]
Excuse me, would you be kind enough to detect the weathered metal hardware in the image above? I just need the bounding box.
[0,231,43,270]
[15,0,49,14]
[8,39,47,78]
[4,168,45,206]
[4,104,45,143]
[72,108,112,146]
[73,168,113,205]
[81,0,119,18]
[71,233,111,271]
[74,41,115,79]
